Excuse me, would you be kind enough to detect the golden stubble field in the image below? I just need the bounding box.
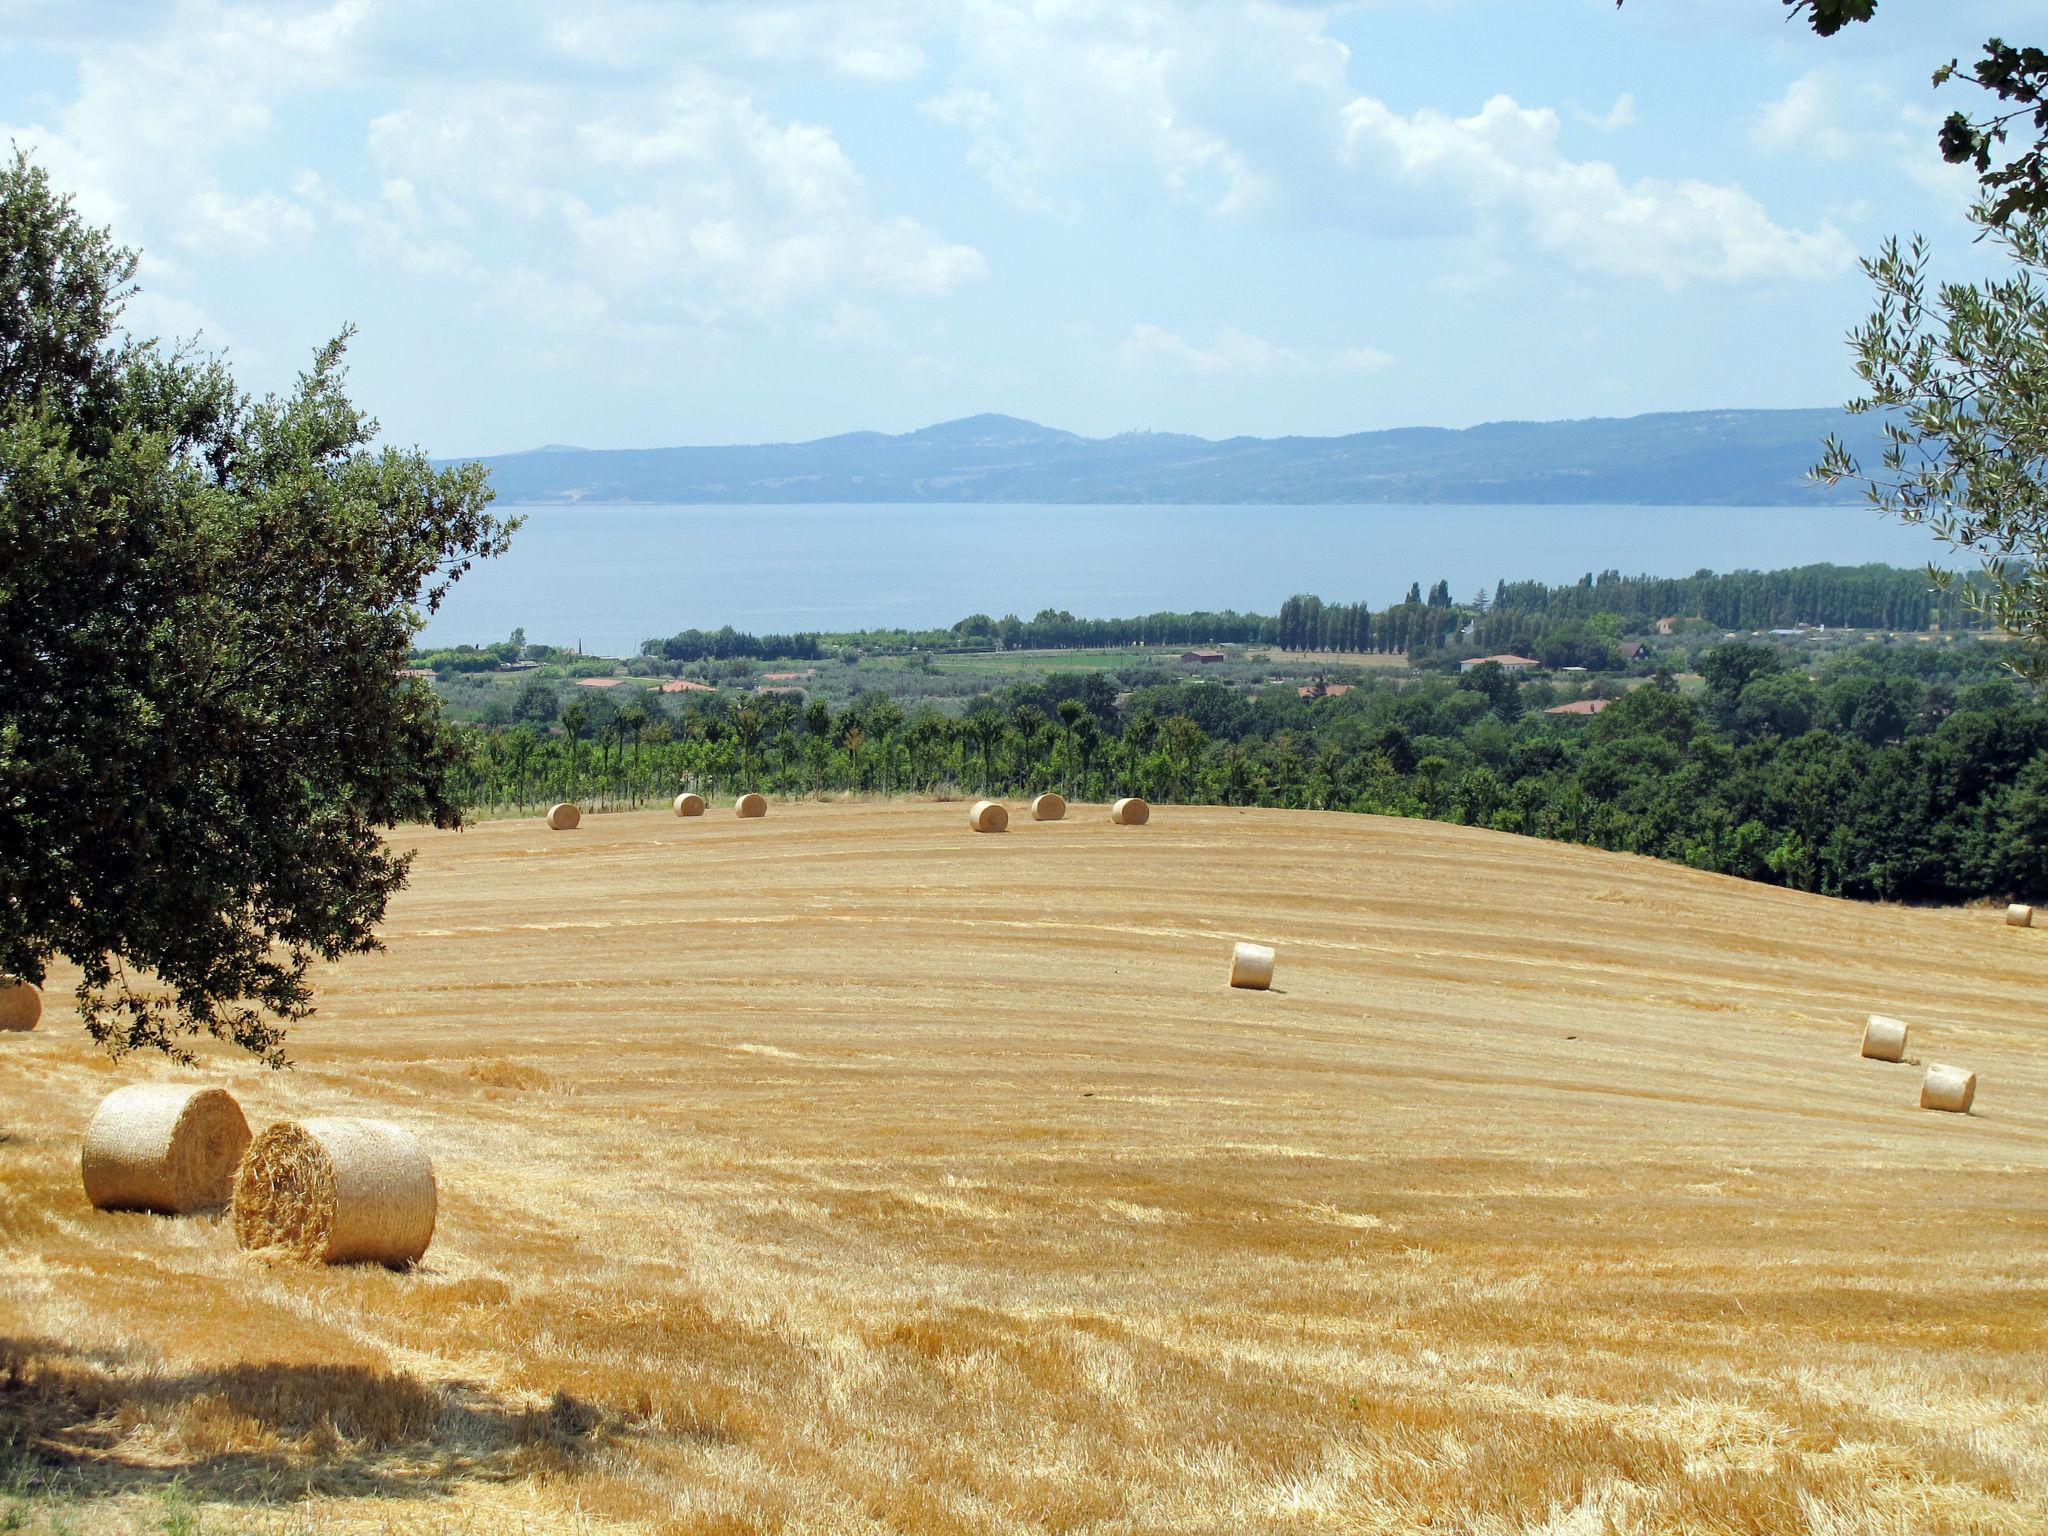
[3,801,2047,1534]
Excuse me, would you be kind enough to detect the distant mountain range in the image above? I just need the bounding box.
[462,408,1888,506]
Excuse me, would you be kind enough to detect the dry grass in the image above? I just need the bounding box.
[3,802,2047,1533]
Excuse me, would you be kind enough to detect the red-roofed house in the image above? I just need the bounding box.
[1459,654,1539,673]
[1545,699,1609,716]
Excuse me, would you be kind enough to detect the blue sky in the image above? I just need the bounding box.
[0,0,2016,454]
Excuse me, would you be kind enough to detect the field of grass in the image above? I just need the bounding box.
[3,803,2046,1533]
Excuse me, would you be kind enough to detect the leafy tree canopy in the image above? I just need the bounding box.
[0,151,514,1064]
[1818,213,2048,678]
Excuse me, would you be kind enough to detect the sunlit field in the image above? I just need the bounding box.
[4,803,2046,1534]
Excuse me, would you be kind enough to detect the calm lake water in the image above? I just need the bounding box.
[417,502,1949,655]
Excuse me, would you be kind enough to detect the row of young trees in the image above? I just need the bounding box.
[443,637,2048,903]
[730,565,1988,670]
[642,625,824,662]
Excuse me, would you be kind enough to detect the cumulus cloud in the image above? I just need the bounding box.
[7,0,985,362]
[1341,93,1851,285]
[925,0,1848,286]
[0,0,362,249]
[357,71,986,330]
[1751,65,1975,206]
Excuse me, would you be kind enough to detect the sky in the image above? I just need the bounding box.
[0,0,2019,455]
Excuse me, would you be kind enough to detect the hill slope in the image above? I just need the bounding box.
[4,803,2044,1532]
[466,407,1891,506]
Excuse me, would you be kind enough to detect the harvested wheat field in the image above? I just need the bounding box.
[4,802,2048,1534]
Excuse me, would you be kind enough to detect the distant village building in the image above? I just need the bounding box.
[395,667,436,679]
[1181,650,1226,664]
[1545,699,1609,716]
[1655,618,1678,636]
[1617,641,1644,661]
[1458,654,1539,673]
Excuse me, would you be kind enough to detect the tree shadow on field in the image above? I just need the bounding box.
[0,1334,610,1508]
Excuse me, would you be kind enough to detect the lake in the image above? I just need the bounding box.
[416,502,1951,655]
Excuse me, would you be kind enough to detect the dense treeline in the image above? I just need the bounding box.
[642,625,824,662]
[623,563,1982,664]
[442,635,2047,903]
[1480,563,1977,638]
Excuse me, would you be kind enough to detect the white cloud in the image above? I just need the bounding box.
[1342,93,1852,285]
[1119,323,1390,378]
[923,0,1283,219]
[353,71,985,331]
[0,0,362,249]
[1578,93,1637,132]
[1752,66,1975,209]
[926,0,1846,286]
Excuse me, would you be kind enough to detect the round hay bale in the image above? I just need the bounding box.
[545,802,581,831]
[969,799,1009,833]
[1110,797,1151,826]
[735,792,768,819]
[1919,1064,1977,1114]
[233,1117,437,1267]
[673,792,707,817]
[1860,1014,1909,1063]
[2006,903,2034,927]
[1030,793,1067,822]
[0,976,40,1032]
[81,1084,251,1214]
[1229,941,1276,991]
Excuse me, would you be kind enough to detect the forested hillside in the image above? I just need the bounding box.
[466,409,1893,506]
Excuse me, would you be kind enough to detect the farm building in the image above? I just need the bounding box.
[1181,650,1226,664]
[1459,654,1539,674]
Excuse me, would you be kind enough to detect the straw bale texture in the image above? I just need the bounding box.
[80,1084,250,1214]
[736,793,768,819]
[0,977,39,1032]
[1031,793,1067,822]
[233,1117,437,1267]
[2006,903,2033,927]
[1229,941,1276,991]
[969,799,1009,833]
[1860,1014,1909,1063]
[1111,797,1151,825]
[673,792,707,817]
[1920,1064,1977,1114]
[545,802,581,831]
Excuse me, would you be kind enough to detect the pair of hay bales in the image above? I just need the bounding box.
[1,977,41,1032]
[1859,1014,1977,1113]
[80,1084,435,1266]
